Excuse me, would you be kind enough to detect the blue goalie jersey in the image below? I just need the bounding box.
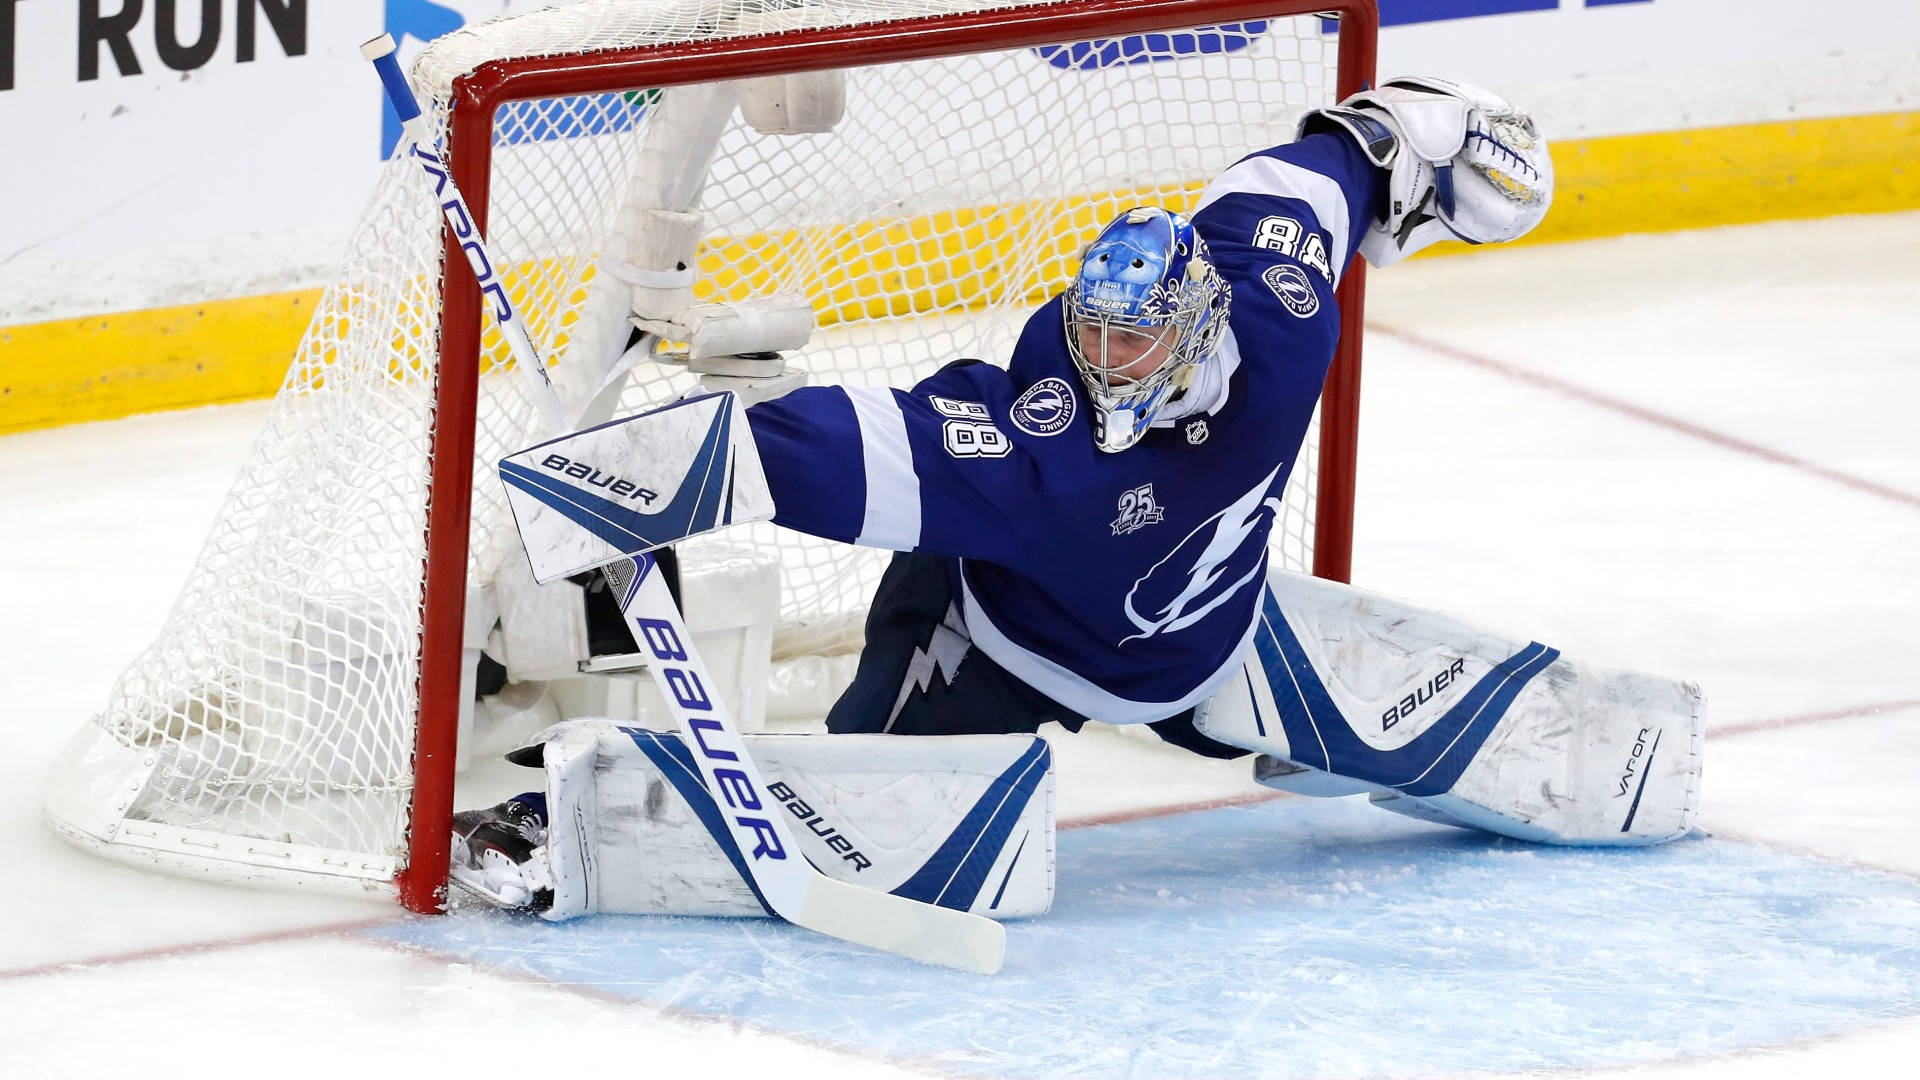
[746,133,1382,723]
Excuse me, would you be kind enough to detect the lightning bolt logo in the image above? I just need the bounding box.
[1120,464,1282,645]
[885,603,971,732]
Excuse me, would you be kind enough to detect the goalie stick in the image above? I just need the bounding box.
[363,34,1005,974]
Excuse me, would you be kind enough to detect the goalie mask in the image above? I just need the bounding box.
[1064,207,1229,453]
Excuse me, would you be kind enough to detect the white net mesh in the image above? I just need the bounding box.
[59,0,1350,884]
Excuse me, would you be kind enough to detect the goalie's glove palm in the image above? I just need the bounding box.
[1303,76,1553,267]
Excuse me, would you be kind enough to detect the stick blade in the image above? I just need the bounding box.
[794,877,1006,975]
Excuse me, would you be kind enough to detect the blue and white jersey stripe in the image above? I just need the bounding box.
[844,385,921,549]
[961,565,1263,724]
[1195,153,1355,285]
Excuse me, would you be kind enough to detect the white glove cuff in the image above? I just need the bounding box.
[1302,76,1553,267]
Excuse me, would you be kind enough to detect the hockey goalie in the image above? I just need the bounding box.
[451,77,1704,925]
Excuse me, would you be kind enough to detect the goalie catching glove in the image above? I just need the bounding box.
[1302,75,1553,266]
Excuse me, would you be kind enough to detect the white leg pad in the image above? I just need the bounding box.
[1196,569,1705,846]
[511,720,1055,920]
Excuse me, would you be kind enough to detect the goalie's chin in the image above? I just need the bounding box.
[1087,382,1177,454]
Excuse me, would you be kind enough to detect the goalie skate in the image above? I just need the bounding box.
[449,797,556,912]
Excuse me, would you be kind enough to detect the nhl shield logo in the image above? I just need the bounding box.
[1184,418,1210,445]
[1011,377,1076,437]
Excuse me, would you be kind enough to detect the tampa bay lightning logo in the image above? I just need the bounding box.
[1263,264,1319,318]
[1121,464,1282,644]
[1010,377,1076,437]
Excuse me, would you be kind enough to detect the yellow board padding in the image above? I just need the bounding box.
[1431,109,1920,255]
[4,110,1916,436]
[1,290,319,435]
[694,181,1204,324]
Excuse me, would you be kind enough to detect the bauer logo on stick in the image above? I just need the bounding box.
[626,595,787,863]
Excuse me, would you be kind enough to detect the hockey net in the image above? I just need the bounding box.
[45,0,1375,910]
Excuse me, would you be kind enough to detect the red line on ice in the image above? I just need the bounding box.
[1375,324,1920,512]
[1711,698,1920,738]
[1061,789,1290,830]
[0,917,399,980]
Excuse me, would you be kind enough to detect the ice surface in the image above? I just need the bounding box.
[4,213,1917,1077]
[0,936,924,1080]
[382,797,1920,1079]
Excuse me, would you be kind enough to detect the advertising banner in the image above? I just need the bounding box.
[1,1,1914,430]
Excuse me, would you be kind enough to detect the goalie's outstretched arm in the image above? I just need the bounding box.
[744,361,1045,568]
